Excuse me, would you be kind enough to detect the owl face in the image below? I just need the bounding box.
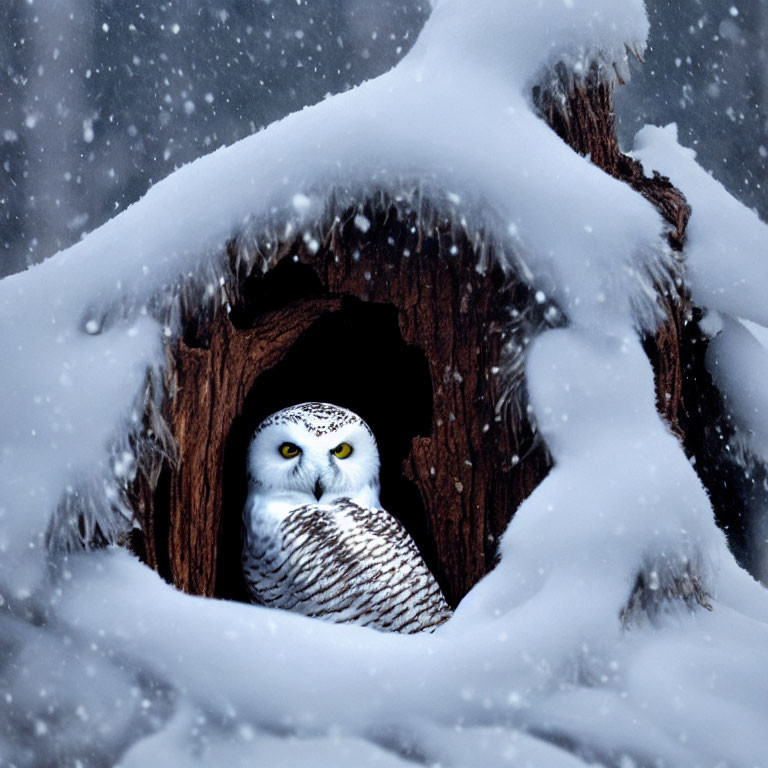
[247,403,381,505]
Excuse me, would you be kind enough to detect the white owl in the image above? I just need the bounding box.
[242,402,451,633]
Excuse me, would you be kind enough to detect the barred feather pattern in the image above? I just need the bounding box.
[242,497,451,633]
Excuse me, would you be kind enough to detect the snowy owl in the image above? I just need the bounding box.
[242,402,451,633]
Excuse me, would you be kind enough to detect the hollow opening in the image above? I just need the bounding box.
[230,257,326,329]
[217,291,435,601]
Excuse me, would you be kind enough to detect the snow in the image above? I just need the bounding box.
[47,543,768,767]
[706,315,768,460]
[0,0,660,331]
[634,123,768,586]
[633,122,768,328]
[0,314,160,597]
[1,0,768,765]
[519,327,722,597]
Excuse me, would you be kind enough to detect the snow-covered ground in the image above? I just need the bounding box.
[1,0,767,765]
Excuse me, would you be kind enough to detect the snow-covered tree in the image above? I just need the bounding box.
[1,1,767,766]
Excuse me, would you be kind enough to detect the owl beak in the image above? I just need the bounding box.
[313,477,325,501]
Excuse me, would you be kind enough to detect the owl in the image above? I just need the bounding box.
[242,402,451,633]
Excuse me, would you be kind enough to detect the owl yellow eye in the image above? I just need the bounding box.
[279,442,301,459]
[331,442,353,459]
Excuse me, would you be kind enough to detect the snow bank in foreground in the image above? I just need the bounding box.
[2,0,768,765]
[42,329,768,765]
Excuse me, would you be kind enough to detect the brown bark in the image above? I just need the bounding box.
[163,298,345,596]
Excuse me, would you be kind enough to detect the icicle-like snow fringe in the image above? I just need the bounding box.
[530,58,686,338]
[531,44,643,125]
[46,363,176,552]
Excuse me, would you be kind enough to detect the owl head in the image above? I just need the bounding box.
[247,402,381,506]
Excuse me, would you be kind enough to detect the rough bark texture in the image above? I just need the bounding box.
[166,298,345,595]
[130,69,719,608]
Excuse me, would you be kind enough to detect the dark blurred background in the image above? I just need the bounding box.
[617,0,768,218]
[1,0,766,277]
[0,0,429,276]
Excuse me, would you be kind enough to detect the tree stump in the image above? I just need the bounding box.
[130,66,758,607]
